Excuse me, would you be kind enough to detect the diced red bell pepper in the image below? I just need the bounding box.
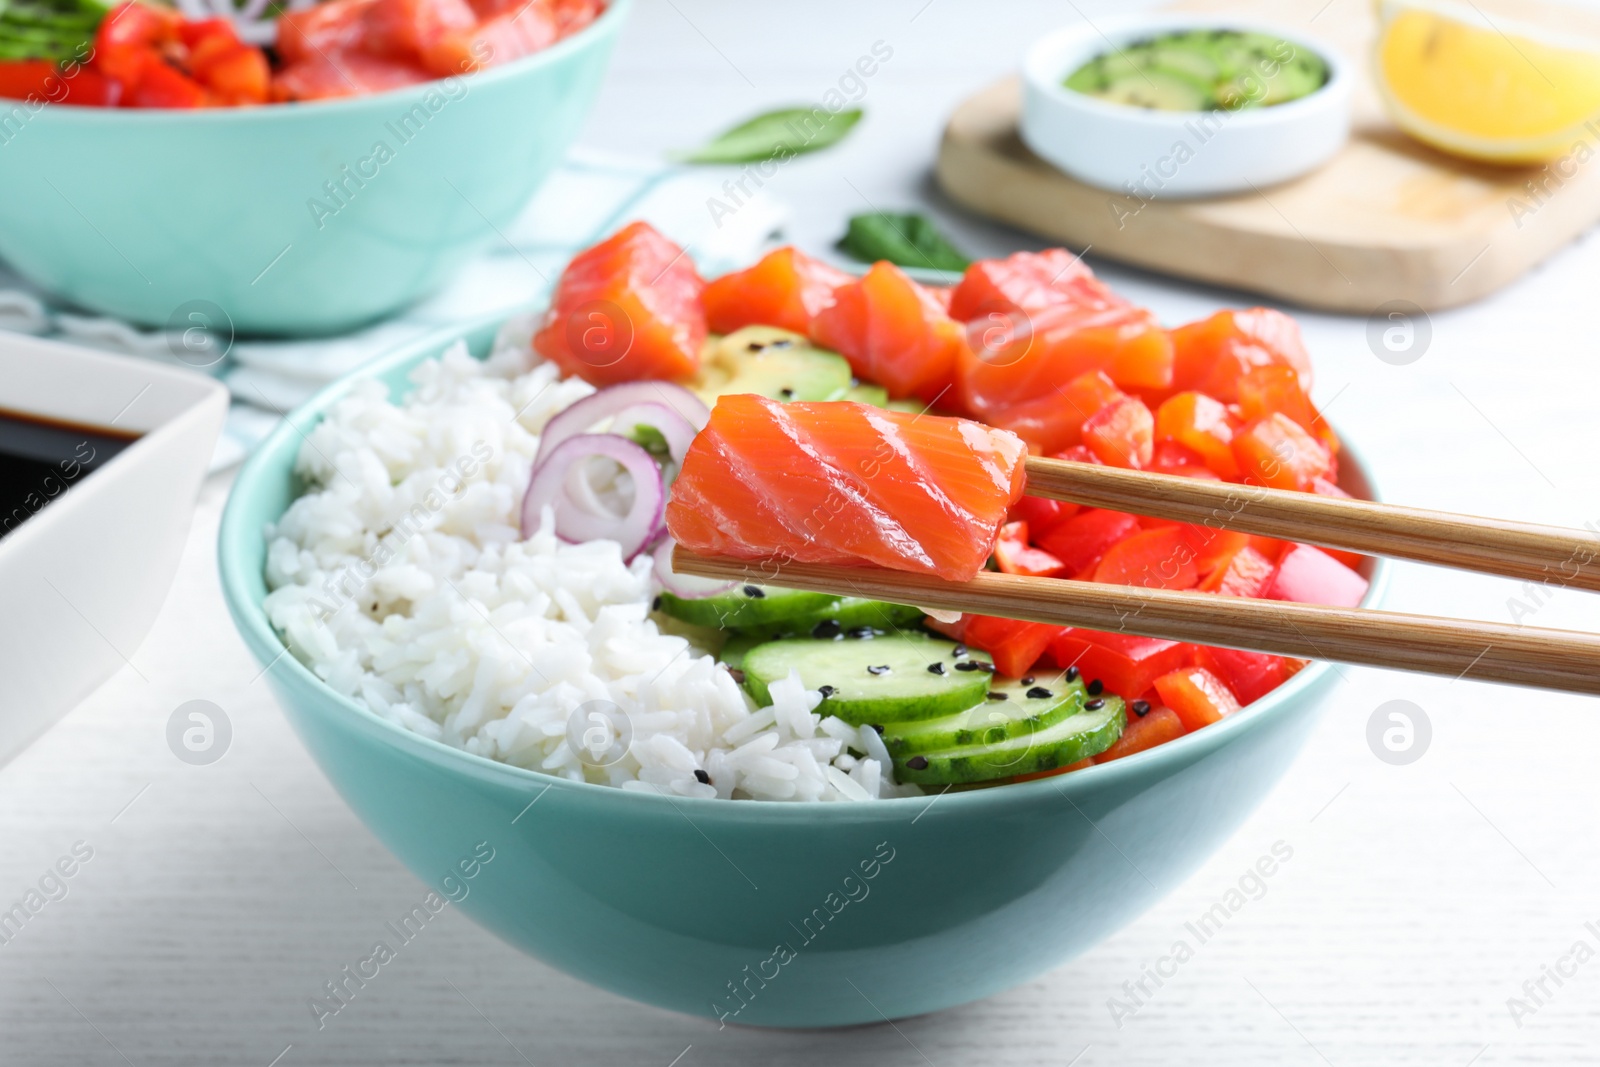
[1263,544,1369,607]
[1010,494,1078,538]
[1193,646,1302,705]
[962,614,1058,678]
[1197,543,1276,597]
[1150,440,1205,471]
[95,2,185,84]
[1035,508,1142,574]
[0,60,61,100]
[1232,412,1332,491]
[128,61,209,107]
[1164,526,1248,578]
[1092,526,1201,590]
[1048,628,1194,699]
[1154,391,1239,478]
[0,60,122,105]
[1153,666,1241,731]
[193,41,271,103]
[1082,394,1154,469]
[993,521,1068,579]
[1093,705,1186,763]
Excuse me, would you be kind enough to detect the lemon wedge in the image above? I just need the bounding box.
[1374,0,1600,163]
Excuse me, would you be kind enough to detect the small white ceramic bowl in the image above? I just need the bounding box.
[1020,13,1351,199]
[0,335,226,766]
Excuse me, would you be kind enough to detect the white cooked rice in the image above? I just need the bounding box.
[261,329,921,802]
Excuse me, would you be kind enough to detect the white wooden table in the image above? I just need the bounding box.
[5,1,1600,1063]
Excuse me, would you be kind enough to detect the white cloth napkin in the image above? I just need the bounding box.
[0,148,789,470]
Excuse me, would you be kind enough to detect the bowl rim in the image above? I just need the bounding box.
[1022,11,1350,130]
[218,296,1391,819]
[20,0,630,124]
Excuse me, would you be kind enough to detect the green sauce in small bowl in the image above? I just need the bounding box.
[1064,29,1328,111]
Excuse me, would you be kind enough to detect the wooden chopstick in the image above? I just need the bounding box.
[1024,457,1600,593]
[672,549,1600,696]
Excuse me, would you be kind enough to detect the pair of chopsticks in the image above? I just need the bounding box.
[673,457,1600,696]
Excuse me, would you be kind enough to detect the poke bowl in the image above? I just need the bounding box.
[0,0,629,335]
[219,234,1389,1027]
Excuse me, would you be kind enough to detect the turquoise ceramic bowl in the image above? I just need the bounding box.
[0,1,627,336]
[219,315,1389,1027]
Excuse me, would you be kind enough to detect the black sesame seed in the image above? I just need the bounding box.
[906,755,929,770]
[1087,679,1104,696]
[743,585,765,598]
[1021,676,1035,686]
[872,723,884,734]
[1027,687,1052,699]
[952,644,968,657]
[746,341,765,352]
[694,769,711,784]
[987,691,1008,701]
[848,625,875,639]
[976,662,996,674]
[770,338,794,348]
[1085,698,1105,710]
[779,388,795,399]
[818,685,835,697]
[1065,666,1081,682]
[652,595,662,611]
[812,619,842,639]
[726,667,746,684]
[867,664,891,676]
[954,661,979,672]
[1132,700,1151,717]
[927,662,946,675]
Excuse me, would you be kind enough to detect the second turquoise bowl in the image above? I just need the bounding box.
[0,1,627,335]
[219,314,1388,1026]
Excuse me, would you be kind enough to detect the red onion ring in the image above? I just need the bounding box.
[520,434,665,561]
[534,381,709,470]
[652,536,737,599]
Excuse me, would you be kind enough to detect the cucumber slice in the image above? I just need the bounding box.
[689,326,852,404]
[742,634,994,725]
[657,585,839,629]
[719,632,763,670]
[893,696,1125,786]
[741,597,926,641]
[880,676,1089,755]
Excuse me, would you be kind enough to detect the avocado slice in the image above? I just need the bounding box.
[1098,68,1212,112]
[841,383,890,406]
[689,326,853,405]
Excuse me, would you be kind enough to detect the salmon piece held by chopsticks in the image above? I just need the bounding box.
[665,395,1028,583]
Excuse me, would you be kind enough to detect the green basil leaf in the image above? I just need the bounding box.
[837,212,971,272]
[679,107,863,165]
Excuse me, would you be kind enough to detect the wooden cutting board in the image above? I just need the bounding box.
[935,0,1600,312]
